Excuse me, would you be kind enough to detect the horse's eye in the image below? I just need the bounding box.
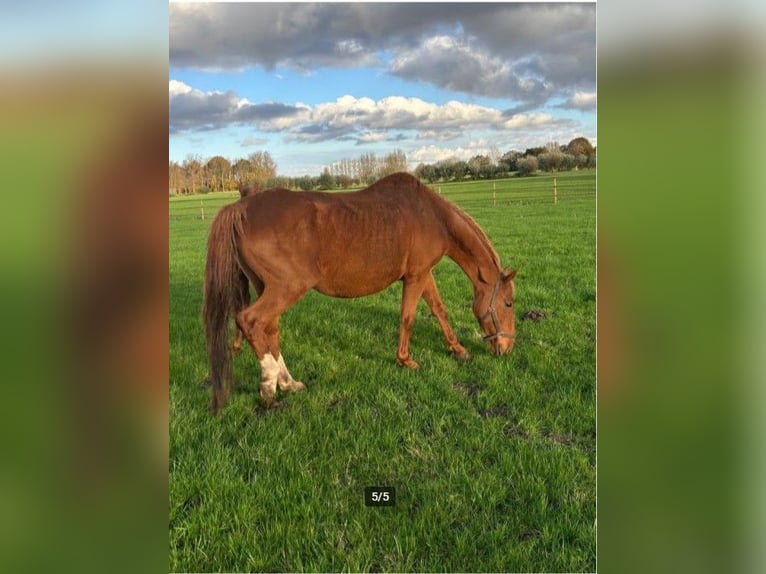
[505,300,513,308]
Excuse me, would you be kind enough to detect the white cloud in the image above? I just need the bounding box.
[567,91,597,111]
[503,113,557,129]
[240,136,269,147]
[357,132,390,144]
[168,79,193,97]
[170,82,576,143]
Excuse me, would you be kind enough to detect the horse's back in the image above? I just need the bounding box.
[237,174,453,296]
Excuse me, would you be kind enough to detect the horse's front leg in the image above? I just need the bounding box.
[421,272,471,362]
[396,274,429,370]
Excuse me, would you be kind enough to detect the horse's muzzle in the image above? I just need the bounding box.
[490,335,515,356]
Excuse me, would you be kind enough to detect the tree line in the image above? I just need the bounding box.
[169,151,278,195]
[413,137,596,183]
[169,149,409,195]
[168,138,594,195]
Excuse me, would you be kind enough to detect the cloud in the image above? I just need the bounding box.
[409,141,497,165]
[240,136,269,148]
[356,132,390,144]
[169,3,383,71]
[562,90,597,111]
[170,3,596,105]
[169,80,307,133]
[170,81,577,143]
[265,94,562,142]
[390,35,552,103]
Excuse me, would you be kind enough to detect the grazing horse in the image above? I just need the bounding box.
[204,172,517,413]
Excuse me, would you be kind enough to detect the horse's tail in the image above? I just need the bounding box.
[203,201,248,413]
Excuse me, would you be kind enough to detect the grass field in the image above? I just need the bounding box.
[170,171,596,572]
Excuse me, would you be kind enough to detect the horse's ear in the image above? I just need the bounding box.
[502,267,518,281]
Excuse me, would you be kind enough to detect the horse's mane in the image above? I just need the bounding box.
[452,205,500,267]
[430,185,500,272]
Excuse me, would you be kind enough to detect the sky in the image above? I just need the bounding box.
[169,2,597,177]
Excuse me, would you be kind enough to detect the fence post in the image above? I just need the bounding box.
[553,177,558,204]
[493,182,497,207]
[200,199,205,221]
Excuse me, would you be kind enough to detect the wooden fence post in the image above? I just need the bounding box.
[553,177,558,204]
[493,182,497,207]
[200,200,205,221]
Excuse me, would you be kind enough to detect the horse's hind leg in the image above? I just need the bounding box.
[235,286,308,407]
[276,353,305,393]
[421,272,471,362]
[264,317,305,393]
[232,272,255,355]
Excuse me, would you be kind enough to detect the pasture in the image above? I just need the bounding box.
[169,171,596,572]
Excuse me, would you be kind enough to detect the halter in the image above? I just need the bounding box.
[480,274,516,343]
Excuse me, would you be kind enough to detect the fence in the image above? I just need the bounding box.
[169,171,596,222]
[434,172,595,211]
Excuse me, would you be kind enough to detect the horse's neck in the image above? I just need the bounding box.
[444,207,499,290]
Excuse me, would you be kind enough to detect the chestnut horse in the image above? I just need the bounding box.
[203,172,517,413]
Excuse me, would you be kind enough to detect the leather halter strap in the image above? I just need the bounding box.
[480,274,515,342]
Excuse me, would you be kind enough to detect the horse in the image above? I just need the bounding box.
[203,172,517,413]
[238,182,260,199]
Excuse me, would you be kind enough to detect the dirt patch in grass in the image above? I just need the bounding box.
[518,529,542,542]
[521,309,547,321]
[547,432,574,446]
[480,405,509,418]
[502,423,531,440]
[452,381,483,399]
[502,423,579,448]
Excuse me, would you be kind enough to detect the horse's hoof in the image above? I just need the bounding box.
[452,350,472,363]
[398,358,420,370]
[259,386,277,406]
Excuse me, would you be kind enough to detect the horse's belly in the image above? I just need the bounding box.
[314,268,400,298]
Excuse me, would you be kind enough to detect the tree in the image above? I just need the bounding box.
[230,158,249,183]
[381,149,408,177]
[297,175,314,191]
[182,154,202,194]
[414,163,437,183]
[338,174,353,189]
[317,168,334,190]
[523,146,546,157]
[560,153,577,171]
[206,156,231,192]
[499,150,523,173]
[248,151,277,186]
[566,137,595,158]
[169,161,185,194]
[517,155,538,176]
[358,153,378,185]
[468,154,495,179]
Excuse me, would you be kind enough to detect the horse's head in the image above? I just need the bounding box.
[474,267,517,356]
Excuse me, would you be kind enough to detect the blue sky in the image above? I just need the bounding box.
[170,2,596,177]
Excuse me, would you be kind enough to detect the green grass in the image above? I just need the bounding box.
[170,173,596,572]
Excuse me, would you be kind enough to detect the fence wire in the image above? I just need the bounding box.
[169,175,596,222]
